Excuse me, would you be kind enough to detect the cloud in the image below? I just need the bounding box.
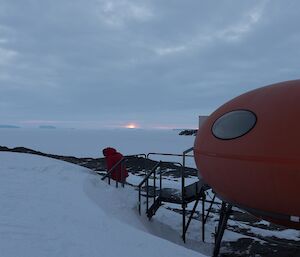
[0,0,299,128]
[0,47,17,65]
[219,3,266,42]
[96,0,153,28]
[154,45,187,56]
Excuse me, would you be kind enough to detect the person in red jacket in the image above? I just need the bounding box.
[102,147,128,183]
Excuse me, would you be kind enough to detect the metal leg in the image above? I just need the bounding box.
[215,202,226,243]
[154,168,156,207]
[121,162,124,187]
[146,179,149,213]
[204,194,216,224]
[182,202,186,243]
[138,187,141,215]
[181,165,186,243]
[202,193,206,242]
[213,202,232,257]
[184,195,200,237]
[184,187,204,240]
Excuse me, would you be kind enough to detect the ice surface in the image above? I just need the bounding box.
[0,128,194,157]
[0,152,207,257]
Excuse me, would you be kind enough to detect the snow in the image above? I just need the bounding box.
[126,172,199,189]
[1,128,299,256]
[0,128,197,168]
[248,226,300,241]
[0,128,194,158]
[0,152,207,257]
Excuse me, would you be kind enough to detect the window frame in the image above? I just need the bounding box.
[211,109,257,140]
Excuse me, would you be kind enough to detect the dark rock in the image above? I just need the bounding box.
[179,129,198,136]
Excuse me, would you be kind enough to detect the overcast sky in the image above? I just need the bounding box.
[0,0,299,129]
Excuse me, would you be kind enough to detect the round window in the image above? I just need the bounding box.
[212,110,257,140]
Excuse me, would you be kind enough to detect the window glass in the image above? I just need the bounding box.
[212,110,256,140]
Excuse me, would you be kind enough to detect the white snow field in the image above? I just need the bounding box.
[0,128,195,158]
[0,152,208,257]
[0,128,197,168]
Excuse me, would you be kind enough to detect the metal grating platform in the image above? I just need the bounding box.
[159,179,210,204]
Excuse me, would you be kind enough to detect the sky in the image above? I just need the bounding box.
[0,0,300,129]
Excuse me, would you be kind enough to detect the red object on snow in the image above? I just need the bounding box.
[103,147,128,182]
[194,80,300,229]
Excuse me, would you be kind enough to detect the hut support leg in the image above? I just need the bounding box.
[213,201,232,257]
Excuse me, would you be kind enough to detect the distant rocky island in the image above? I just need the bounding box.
[39,125,56,129]
[179,129,197,136]
[0,125,20,129]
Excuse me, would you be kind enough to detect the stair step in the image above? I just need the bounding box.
[147,197,161,219]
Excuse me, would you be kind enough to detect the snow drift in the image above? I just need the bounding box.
[0,152,206,257]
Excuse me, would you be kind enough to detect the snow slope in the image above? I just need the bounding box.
[0,152,206,257]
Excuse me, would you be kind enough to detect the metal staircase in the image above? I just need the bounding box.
[137,147,214,243]
[100,149,233,256]
[100,148,217,245]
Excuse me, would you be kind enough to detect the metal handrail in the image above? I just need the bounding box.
[101,157,125,181]
[137,148,214,244]
[101,153,147,187]
[138,150,195,217]
[138,161,162,215]
[125,154,147,159]
[182,146,194,242]
[138,161,161,188]
[138,160,184,215]
[147,152,194,158]
[125,154,148,176]
[137,160,182,189]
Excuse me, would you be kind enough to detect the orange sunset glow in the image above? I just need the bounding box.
[125,123,139,129]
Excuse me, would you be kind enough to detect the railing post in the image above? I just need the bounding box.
[181,147,194,243]
[137,161,161,216]
[182,152,186,243]
[146,178,149,213]
[154,165,157,208]
[182,164,186,243]
[144,155,147,176]
[202,192,206,242]
[138,187,141,215]
[102,158,125,182]
[159,166,162,195]
[121,161,124,188]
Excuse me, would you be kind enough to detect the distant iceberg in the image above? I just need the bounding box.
[39,125,56,129]
[0,125,20,129]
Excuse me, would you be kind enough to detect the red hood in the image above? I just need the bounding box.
[103,147,117,157]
